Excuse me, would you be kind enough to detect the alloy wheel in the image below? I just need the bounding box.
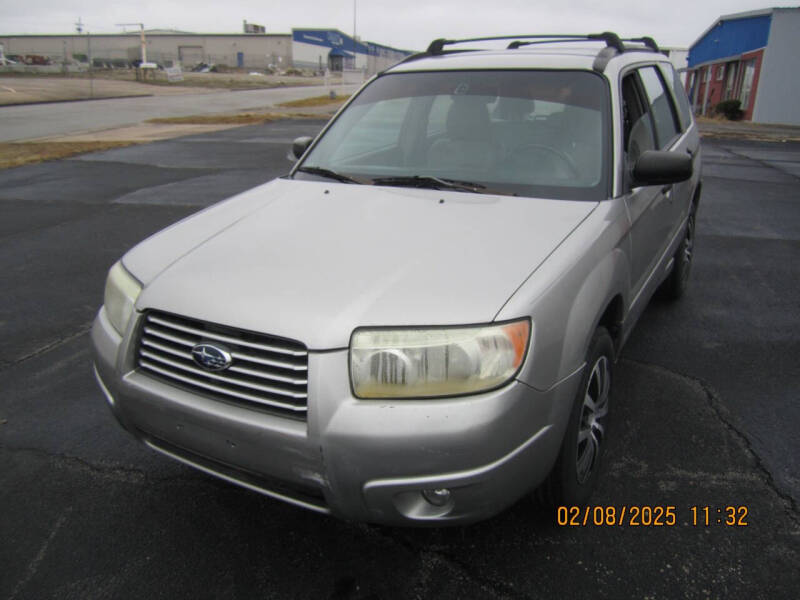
[576,355,610,484]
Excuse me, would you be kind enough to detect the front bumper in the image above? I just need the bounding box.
[92,307,582,525]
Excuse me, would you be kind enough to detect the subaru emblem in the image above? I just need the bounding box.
[191,343,233,371]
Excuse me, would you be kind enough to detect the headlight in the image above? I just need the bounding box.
[350,319,531,398]
[103,261,142,335]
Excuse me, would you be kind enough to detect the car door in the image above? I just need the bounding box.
[658,62,701,228]
[620,69,674,309]
[637,64,693,244]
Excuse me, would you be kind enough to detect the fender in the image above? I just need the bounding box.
[497,197,631,391]
[560,247,629,370]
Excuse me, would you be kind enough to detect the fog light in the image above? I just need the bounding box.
[422,488,451,507]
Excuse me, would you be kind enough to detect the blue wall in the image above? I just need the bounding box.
[293,29,411,58]
[292,29,380,54]
[688,14,771,67]
[366,41,412,59]
[293,30,369,55]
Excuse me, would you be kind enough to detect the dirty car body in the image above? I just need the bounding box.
[92,33,701,525]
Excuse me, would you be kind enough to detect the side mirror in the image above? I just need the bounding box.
[289,136,314,161]
[631,150,692,186]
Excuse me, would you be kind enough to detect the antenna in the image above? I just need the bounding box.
[75,17,84,34]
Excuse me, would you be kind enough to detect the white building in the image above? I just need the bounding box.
[0,27,412,75]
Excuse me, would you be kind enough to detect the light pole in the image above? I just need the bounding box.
[353,0,357,69]
[76,18,93,98]
[87,31,94,98]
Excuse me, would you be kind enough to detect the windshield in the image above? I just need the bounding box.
[295,70,611,200]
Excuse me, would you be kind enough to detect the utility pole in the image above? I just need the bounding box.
[117,22,147,63]
[88,31,93,98]
[76,18,93,98]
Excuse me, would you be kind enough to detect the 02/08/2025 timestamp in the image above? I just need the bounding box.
[556,506,749,527]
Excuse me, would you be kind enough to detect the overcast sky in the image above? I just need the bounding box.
[0,1,780,51]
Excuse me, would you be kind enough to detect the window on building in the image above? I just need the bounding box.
[740,59,756,111]
[724,63,737,100]
[702,67,709,83]
[716,64,724,81]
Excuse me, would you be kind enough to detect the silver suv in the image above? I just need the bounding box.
[92,33,701,525]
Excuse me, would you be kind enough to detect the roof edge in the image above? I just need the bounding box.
[689,7,777,50]
[685,47,768,69]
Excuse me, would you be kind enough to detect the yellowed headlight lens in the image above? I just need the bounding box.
[103,261,142,334]
[350,319,531,398]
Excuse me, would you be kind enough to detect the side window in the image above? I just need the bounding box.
[659,63,692,132]
[638,66,680,149]
[621,73,655,164]
[329,97,411,162]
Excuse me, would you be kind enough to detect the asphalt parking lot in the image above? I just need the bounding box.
[1,121,798,599]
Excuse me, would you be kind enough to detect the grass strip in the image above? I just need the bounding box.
[145,111,326,125]
[0,141,137,170]
[276,94,350,108]
[146,113,282,125]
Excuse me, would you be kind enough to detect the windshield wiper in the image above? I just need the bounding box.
[295,166,364,184]
[371,175,486,193]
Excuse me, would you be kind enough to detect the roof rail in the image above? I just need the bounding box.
[425,33,625,55]
[623,36,660,52]
[395,32,660,72]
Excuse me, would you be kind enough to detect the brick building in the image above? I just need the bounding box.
[685,7,800,124]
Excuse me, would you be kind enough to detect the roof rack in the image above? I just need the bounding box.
[503,32,625,52]
[623,36,660,52]
[396,32,660,73]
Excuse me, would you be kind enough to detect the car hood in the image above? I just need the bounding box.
[128,179,596,349]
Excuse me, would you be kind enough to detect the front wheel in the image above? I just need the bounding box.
[660,204,696,300]
[539,327,613,507]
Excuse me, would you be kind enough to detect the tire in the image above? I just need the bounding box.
[660,204,696,301]
[539,327,613,507]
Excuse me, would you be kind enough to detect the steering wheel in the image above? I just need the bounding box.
[513,144,581,179]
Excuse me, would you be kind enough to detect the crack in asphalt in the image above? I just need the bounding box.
[620,357,800,526]
[723,145,800,182]
[8,505,73,600]
[0,445,204,487]
[1,445,146,483]
[357,524,529,600]
[0,203,109,242]
[0,323,93,373]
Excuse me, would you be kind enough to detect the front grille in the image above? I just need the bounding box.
[137,311,308,418]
